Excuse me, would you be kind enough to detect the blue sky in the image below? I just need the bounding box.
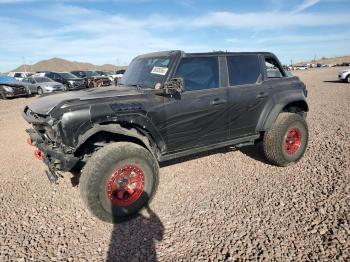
[0,0,349,71]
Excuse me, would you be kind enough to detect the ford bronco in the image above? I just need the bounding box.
[22,50,309,223]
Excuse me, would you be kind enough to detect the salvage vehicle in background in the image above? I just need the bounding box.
[0,76,29,99]
[43,71,86,91]
[338,68,350,83]
[22,50,309,223]
[22,76,65,95]
[71,70,111,88]
[95,70,117,82]
[8,72,29,81]
[114,69,126,85]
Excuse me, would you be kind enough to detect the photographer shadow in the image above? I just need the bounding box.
[107,205,164,262]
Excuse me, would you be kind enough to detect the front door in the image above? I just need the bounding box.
[149,56,229,152]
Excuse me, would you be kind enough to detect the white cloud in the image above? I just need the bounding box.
[191,11,349,29]
[293,0,320,13]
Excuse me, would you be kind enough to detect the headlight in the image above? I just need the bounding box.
[3,86,13,92]
[68,80,74,85]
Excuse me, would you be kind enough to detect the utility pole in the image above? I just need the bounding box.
[22,56,27,73]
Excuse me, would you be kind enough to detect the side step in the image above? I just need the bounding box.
[158,134,260,162]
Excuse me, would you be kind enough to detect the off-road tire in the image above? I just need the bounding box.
[0,92,6,99]
[37,87,43,95]
[263,112,308,167]
[80,142,159,223]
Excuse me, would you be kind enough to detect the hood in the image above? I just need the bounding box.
[27,86,141,115]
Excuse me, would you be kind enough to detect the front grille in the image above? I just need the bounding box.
[13,86,27,95]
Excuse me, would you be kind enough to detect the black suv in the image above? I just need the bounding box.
[44,71,86,90]
[71,70,111,88]
[22,50,309,223]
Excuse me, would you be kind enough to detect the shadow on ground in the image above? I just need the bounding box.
[107,206,164,262]
[238,142,271,165]
[323,80,347,83]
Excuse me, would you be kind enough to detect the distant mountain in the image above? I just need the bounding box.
[295,55,350,66]
[11,57,127,72]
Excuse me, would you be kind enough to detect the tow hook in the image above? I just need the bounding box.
[34,150,44,161]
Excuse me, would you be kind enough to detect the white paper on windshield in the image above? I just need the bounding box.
[151,67,168,75]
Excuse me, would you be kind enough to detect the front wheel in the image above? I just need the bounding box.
[263,112,308,166]
[346,75,350,83]
[80,142,159,223]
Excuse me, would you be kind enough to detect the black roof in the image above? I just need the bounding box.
[136,50,275,58]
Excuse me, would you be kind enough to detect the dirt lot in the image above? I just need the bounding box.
[0,67,349,261]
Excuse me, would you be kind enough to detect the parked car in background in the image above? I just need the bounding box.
[22,76,65,95]
[338,69,350,83]
[114,69,126,85]
[43,72,86,90]
[95,70,118,83]
[71,70,111,88]
[0,76,29,99]
[8,72,28,81]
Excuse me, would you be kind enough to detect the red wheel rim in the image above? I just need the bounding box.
[105,164,145,207]
[284,128,302,155]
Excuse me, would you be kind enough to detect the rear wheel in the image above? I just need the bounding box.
[80,142,159,223]
[263,112,308,166]
[37,87,43,95]
[0,92,6,99]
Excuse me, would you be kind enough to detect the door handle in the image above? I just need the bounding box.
[256,92,269,99]
[211,98,227,105]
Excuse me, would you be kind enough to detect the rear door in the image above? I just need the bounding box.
[149,55,229,152]
[226,54,270,139]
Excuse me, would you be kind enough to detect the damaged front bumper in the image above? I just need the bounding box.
[26,128,79,183]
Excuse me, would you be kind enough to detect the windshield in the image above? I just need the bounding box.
[120,56,172,88]
[59,72,77,79]
[34,77,53,83]
[85,71,100,77]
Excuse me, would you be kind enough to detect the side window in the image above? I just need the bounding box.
[265,57,284,78]
[227,55,261,86]
[53,73,60,80]
[175,57,219,91]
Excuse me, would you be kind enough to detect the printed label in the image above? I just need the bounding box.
[151,67,168,75]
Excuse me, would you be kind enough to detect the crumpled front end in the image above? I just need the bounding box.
[23,106,79,183]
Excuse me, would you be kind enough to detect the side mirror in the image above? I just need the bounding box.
[164,77,184,95]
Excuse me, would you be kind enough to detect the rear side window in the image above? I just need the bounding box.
[265,57,284,78]
[227,55,261,86]
[175,57,219,91]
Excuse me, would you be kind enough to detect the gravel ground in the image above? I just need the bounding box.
[0,67,349,261]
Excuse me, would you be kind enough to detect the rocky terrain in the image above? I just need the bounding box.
[0,67,349,261]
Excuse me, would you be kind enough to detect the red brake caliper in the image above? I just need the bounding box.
[106,164,145,207]
[284,128,302,155]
